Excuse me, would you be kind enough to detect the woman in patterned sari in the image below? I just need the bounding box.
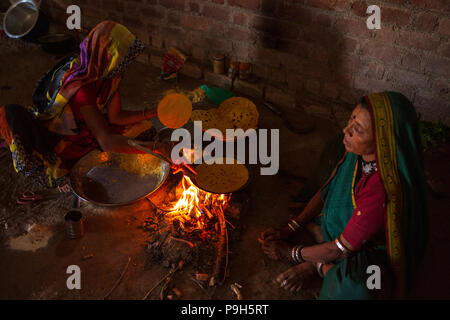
[259,91,428,299]
[0,21,166,190]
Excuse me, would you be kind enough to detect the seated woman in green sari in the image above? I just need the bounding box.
[259,92,428,299]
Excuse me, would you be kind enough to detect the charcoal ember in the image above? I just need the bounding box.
[225,204,240,219]
[159,236,194,266]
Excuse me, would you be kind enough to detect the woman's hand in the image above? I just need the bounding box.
[260,226,294,242]
[144,108,157,120]
[258,239,292,261]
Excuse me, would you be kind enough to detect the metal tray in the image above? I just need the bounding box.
[70,149,170,206]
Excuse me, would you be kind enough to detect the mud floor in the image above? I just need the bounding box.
[1,36,449,300]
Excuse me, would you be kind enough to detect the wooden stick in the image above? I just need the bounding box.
[104,256,131,300]
[142,261,183,300]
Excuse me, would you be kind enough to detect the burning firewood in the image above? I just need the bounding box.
[231,283,243,300]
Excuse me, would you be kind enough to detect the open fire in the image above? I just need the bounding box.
[165,175,231,240]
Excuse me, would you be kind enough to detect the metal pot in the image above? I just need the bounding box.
[3,0,48,42]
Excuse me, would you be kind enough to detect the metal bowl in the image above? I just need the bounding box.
[3,0,47,40]
[70,150,171,207]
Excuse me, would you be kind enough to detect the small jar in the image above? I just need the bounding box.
[212,54,225,74]
[228,61,240,79]
[239,62,251,80]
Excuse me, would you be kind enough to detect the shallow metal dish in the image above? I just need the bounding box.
[70,150,170,206]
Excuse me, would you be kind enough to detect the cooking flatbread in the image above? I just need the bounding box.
[219,97,259,131]
[158,93,192,129]
[194,160,249,194]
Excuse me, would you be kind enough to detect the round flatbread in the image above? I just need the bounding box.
[194,160,249,194]
[158,93,192,129]
[219,97,259,131]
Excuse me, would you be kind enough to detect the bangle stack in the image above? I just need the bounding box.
[334,236,352,256]
[316,262,324,278]
[287,219,303,232]
[290,245,305,264]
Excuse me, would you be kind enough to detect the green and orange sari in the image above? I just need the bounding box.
[319,92,429,299]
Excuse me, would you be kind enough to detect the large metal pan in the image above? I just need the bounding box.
[70,149,170,206]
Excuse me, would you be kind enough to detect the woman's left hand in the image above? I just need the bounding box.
[258,239,291,261]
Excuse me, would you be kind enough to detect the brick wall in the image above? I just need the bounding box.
[42,0,449,124]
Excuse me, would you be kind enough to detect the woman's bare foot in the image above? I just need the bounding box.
[258,239,292,261]
[276,262,317,293]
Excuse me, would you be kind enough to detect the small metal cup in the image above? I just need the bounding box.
[64,210,84,239]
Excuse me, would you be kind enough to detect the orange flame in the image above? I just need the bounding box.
[165,175,229,234]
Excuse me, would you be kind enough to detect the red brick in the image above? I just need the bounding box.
[233,13,248,27]
[151,34,164,49]
[212,0,224,4]
[439,18,450,36]
[432,78,449,96]
[210,22,225,37]
[261,0,277,16]
[141,7,164,20]
[150,54,164,69]
[249,47,281,67]
[415,13,439,33]
[277,5,314,25]
[253,64,286,84]
[398,31,440,51]
[180,62,203,79]
[265,85,296,108]
[387,68,430,89]
[159,0,185,10]
[251,16,299,39]
[306,79,321,94]
[192,47,207,60]
[360,41,401,62]
[443,43,450,59]
[207,37,232,53]
[315,13,333,27]
[424,57,450,77]
[234,79,264,99]
[182,15,211,32]
[364,62,385,80]
[374,26,397,44]
[205,72,232,89]
[381,7,412,27]
[306,0,346,11]
[168,13,181,26]
[227,27,255,42]
[401,53,422,71]
[203,5,230,22]
[350,0,368,17]
[189,2,200,13]
[232,42,251,60]
[228,0,260,11]
[335,18,371,38]
[414,94,449,124]
[411,0,450,12]
[322,82,341,100]
[340,36,359,54]
[308,45,328,63]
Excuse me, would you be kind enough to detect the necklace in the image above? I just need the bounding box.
[361,158,377,175]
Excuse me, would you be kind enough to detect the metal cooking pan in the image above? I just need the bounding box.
[128,140,253,195]
[70,149,170,206]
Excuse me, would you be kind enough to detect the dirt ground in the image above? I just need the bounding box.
[0,36,449,300]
